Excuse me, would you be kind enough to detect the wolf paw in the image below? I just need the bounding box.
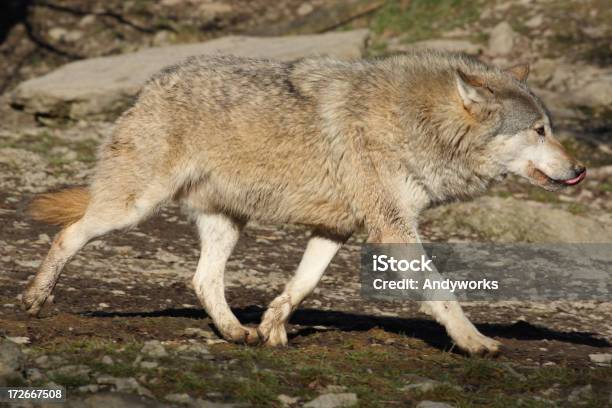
[257,322,288,347]
[258,294,291,347]
[226,325,261,345]
[222,325,260,345]
[455,332,501,356]
[21,287,53,317]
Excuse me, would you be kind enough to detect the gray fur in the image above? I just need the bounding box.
[23,51,585,355]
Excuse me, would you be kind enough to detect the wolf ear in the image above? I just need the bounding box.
[455,70,489,111]
[505,63,530,81]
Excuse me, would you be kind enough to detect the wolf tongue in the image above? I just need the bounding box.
[562,170,586,185]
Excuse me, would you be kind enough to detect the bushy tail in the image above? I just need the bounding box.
[28,187,90,226]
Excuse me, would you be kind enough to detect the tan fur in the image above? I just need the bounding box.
[28,188,90,226]
[22,51,585,355]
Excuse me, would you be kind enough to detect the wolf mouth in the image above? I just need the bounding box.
[533,167,586,187]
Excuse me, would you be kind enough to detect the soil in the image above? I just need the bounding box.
[0,0,611,406]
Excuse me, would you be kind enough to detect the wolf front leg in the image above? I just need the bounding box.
[413,232,500,355]
[329,133,500,355]
[419,299,501,356]
[258,232,345,346]
[371,228,501,356]
[356,180,500,355]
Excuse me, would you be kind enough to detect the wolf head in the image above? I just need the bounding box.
[454,63,586,191]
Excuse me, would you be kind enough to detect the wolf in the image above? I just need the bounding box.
[24,51,586,355]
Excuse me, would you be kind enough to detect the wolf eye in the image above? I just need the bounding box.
[535,126,545,136]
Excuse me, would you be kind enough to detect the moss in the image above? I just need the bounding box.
[47,372,90,388]
[22,330,612,407]
[567,202,587,215]
[598,183,612,193]
[371,0,482,42]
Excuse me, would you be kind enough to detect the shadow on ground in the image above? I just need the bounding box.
[82,306,612,352]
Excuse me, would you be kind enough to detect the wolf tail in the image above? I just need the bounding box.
[28,187,90,226]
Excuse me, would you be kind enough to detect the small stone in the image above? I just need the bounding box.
[48,27,68,41]
[304,393,358,408]
[568,384,592,403]
[402,380,440,393]
[26,368,45,382]
[165,393,193,404]
[35,355,50,367]
[78,15,96,27]
[197,2,233,18]
[153,30,173,46]
[141,340,168,358]
[525,14,543,28]
[184,327,216,339]
[416,402,456,408]
[589,353,612,364]
[65,30,83,42]
[206,339,227,345]
[101,355,114,365]
[488,22,517,56]
[77,384,99,393]
[45,381,63,390]
[96,374,117,384]
[38,233,51,243]
[7,336,30,345]
[0,339,25,385]
[278,394,299,406]
[297,3,314,16]
[400,374,457,393]
[97,375,153,397]
[140,361,159,369]
[185,344,210,355]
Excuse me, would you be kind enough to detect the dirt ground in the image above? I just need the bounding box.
[1,0,611,407]
[1,177,611,406]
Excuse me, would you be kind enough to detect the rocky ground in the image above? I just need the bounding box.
[1,0,611,407]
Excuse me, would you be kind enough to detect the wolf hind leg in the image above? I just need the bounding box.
[258,233,344,347]
[23,185,170,316]
[192,213,259,345]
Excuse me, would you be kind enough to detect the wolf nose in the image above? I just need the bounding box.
[574,165,586,178]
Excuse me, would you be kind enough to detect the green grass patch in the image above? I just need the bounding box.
[598,183,612,193]
[23,331,612,407]
[47,372,90,388]
[370,0,482,42]
[566,202,587,215]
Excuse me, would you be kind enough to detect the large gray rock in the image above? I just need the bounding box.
[11,30,369,121]
[425,197,612,243]
[531,61,612,119]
